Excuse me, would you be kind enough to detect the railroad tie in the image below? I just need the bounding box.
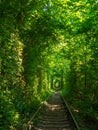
[32,92,79,130]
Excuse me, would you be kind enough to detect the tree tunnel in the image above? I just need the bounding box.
[1,0,98,129]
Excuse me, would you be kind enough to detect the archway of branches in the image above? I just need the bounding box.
[1,0,98,129]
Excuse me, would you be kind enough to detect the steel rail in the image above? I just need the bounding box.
[25,92,53,130]
[60,93,80,130]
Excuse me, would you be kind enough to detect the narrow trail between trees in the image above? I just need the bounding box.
[31,92,79,130]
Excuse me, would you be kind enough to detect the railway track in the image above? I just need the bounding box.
[26,92,80,130]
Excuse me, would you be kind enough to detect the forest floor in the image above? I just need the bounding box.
[72,109,98,130]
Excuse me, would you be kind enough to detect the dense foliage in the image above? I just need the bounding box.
[0,0,98,129]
